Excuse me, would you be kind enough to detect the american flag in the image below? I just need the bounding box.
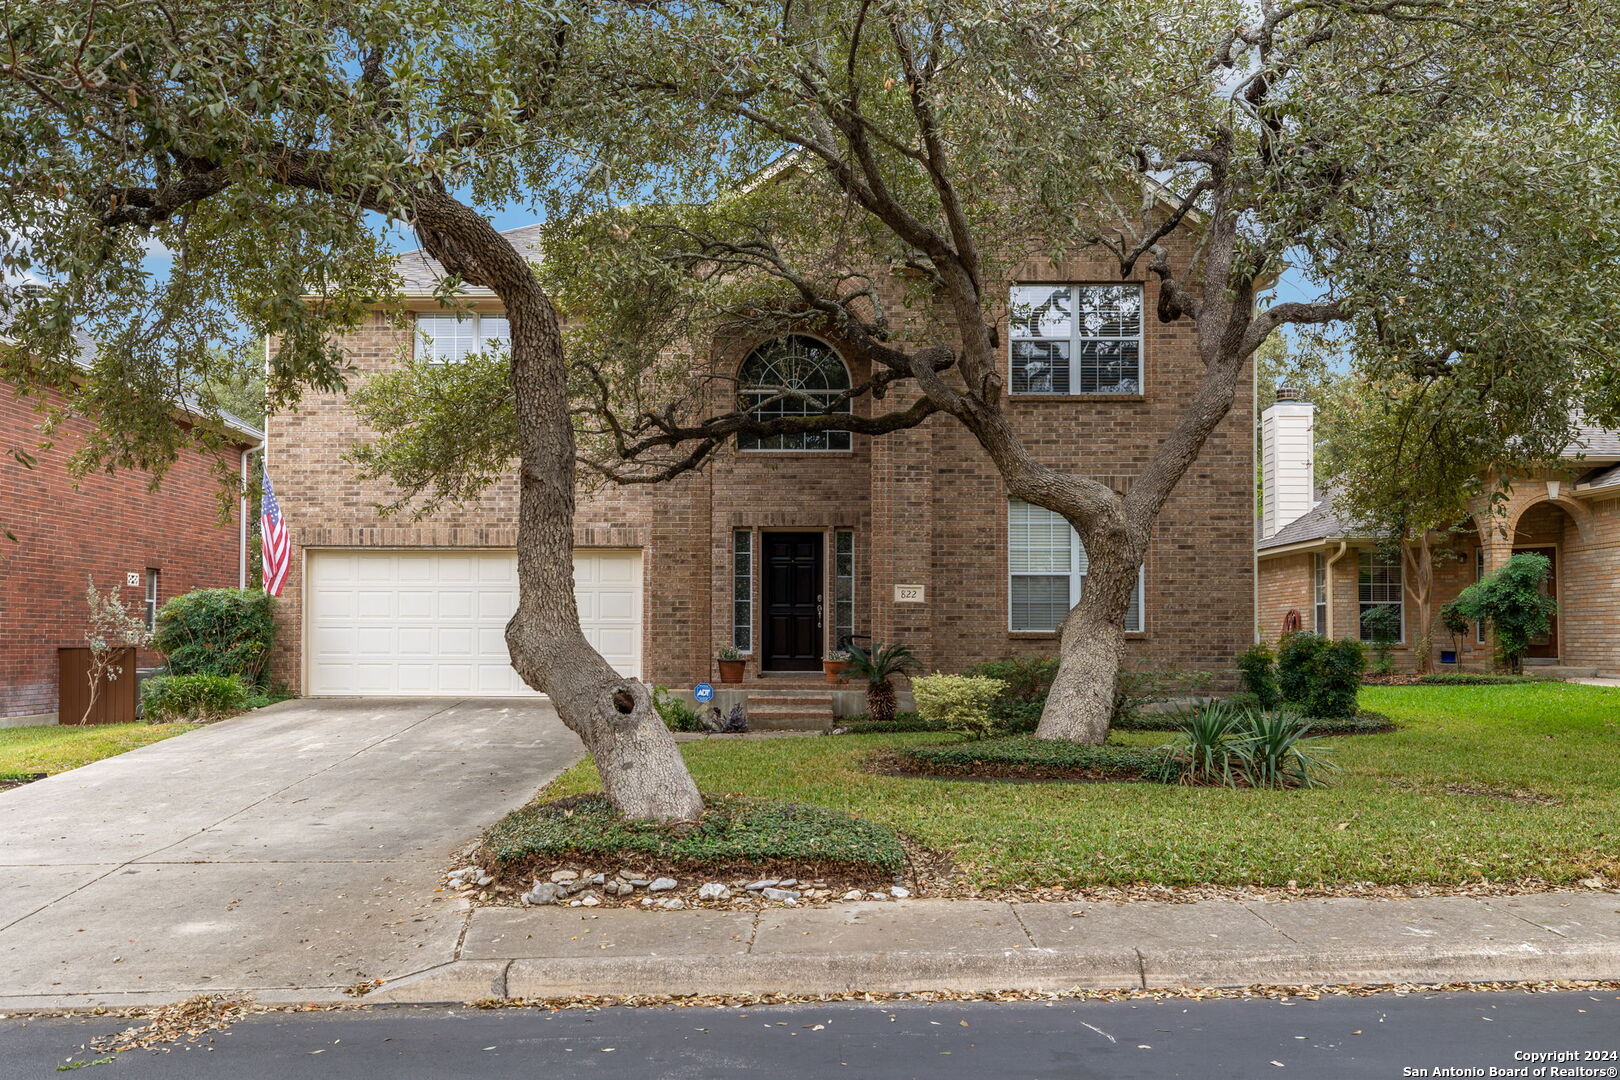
[260,470,291,597]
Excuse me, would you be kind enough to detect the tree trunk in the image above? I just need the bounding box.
[1403,535,1436,674]
[413,202,702,824]
[1034,543,1138,744]
[868,680,897,724]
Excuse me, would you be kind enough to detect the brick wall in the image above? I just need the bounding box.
[270,243,1255,692]
[0,380,251,721]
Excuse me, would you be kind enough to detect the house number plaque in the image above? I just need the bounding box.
[893,584,925,603]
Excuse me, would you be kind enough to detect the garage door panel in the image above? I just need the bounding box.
[308,549,642,696]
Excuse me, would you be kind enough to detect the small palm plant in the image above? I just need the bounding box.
[1169,702,1336,789]
[844,642,920,724]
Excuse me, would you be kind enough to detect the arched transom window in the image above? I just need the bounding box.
[737,336,852,452]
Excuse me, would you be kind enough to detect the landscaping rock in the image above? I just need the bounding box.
[890,886,910,899]
[649,877,678,892]
[760,887,802,902]
[867,892,888,901]
[627,879,652,888]
[842,890,864,901]
[522,883,564,906]
[589,873,607,885]
[657,898,687,910]
[777,878,798,888]
[475,874,493,887]
[550,870,579,883]
[579,894,601,907]
[698,883,733,901]
[611,882,635,896]
[745,879,779,891]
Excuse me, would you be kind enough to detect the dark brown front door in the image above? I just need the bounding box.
[1516,546,1558,658]
[762,532,823,671]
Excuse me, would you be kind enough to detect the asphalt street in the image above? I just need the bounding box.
[3,990,1617,1079]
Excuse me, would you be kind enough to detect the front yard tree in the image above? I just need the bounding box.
[529,0,1619,741]
[0,1,707,821]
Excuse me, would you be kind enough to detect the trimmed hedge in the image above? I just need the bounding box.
[484,793,906,875]
[1413,673,1553,686]
[888,737,1178,782]
[1114,709,1395,736]
[839,712,950,733]
[141,674,249,722]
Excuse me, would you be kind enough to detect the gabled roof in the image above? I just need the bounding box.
[1256,486,1368,552]
[1570,416,1620,460]
[395,223,547,298]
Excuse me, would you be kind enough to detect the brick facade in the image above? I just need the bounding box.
[1257,475,1620,673]
[268,244,1256,694]
[0,379,256,721]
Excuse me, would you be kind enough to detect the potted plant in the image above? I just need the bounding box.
[844,641,920,723]
[822,649,851,683]
[716,645,747,683]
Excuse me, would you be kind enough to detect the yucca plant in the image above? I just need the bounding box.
[1237,710,1337,789]
[1169,701,1247,786]
[844,642,920,724]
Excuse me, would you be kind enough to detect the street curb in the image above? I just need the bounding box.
[359,940,1620,1005]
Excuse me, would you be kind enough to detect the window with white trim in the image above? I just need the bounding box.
[1008,499,1144,633]
[1358,549,1404,643]
[833,530,855,649]
[1313,553,1328,635]
[1008,284,1143,395]
[415,312,510,362]
[143,569,160,632]
[732,530,753,652]
[737,336,852,451]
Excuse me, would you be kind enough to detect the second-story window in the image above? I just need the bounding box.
[416,313,510,363]
[1009,284,1143,395]
[738,336,852,451]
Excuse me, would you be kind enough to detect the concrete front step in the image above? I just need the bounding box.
[1526,664,1601,679]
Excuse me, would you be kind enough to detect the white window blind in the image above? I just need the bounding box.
[1008,499,1143,633]
[1008,284,1143,395]
[416,313,509,362]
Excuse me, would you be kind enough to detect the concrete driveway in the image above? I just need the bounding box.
[0,698,583,1009]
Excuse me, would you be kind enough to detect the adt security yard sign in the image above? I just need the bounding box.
[693,682,715,704]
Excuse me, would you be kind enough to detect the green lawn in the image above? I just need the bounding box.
[538,683,1620,889]
[0,722,199,781]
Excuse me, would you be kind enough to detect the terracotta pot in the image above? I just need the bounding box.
[822,660,848,683]
[716,659,747,683]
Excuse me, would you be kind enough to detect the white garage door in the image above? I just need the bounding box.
[306,549,642,696]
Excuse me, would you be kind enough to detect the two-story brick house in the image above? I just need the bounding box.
[1257,389,1620,675]
[266,225,1255,701]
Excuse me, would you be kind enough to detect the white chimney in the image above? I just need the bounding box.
[1261,387,1315,539]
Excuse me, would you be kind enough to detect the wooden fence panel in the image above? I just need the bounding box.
[57,647,138,725]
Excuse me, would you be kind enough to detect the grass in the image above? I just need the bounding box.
[538,683,1620,889]
[485,793,906,876]
[0,722,198,781]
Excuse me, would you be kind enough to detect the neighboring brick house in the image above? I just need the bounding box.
[266,224,1255,699]
[1256,389,1620,675]
[0,336,263,725]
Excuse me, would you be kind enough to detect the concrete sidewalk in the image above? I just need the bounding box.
[370,892,1620,1003]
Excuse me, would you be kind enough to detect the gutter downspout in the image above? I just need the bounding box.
[1324,541,1349,638]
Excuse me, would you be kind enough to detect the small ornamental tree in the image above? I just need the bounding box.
[82,577,153,725]
[1449,553,1558,673]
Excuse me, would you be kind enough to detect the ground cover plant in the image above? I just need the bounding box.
[0,722,198,784]
[536,683,1620,888]
[880,738,1177,783]
[483,793,906,883]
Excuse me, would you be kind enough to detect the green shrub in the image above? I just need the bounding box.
[1448,553,1558,673]
[1167,703,1336,789]
[1116,708,1393,736]
[912,673,1007,739]
[652,686,704,732]
[989,697,1043,734]
[1412,672,1550,686]
[484,794,906,874]
[891,737,1177,782]
[141,674,249,722]
[152,589,277,689]
[1235,643,1280,710]
[838,712,949,733]
[1276,633,1365,719]
[961,656,1059,703]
